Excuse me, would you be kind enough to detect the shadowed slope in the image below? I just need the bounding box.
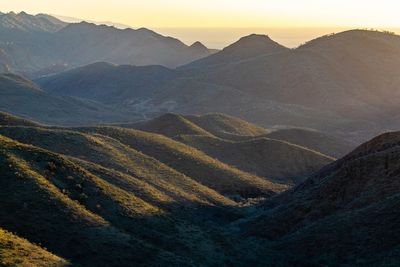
[37,62,177,105]
[0,73,137,125]
[244,131,400,265]
[266,128,354,158]
[177,135,333,185]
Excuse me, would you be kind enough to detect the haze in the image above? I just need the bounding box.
[3,0,400,48]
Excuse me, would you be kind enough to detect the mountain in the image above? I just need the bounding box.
[53,22,214,68]
[38,30,400,141]
[37,62,177,107]
[0,73,138,125]
[243,131,400,265]
[0,11,216,76]
[173,30,400,142]
[182,34,289,69]
[189,41,210,54]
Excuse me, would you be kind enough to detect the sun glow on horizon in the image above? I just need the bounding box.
[2,0,400,29]
[2,0,400,48]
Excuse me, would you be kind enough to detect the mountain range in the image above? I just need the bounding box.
[0,111,398,266]
[37,29,400,142]
[0,11,215,76]
[1,9,400,266]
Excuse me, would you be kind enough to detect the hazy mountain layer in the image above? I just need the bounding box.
[0,11,215,76]
[38,30,400,142]
[0,73,139,125]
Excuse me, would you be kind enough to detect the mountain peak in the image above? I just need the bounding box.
[189,41,209,52]
[181,33,287,68]
[226,34,286,53]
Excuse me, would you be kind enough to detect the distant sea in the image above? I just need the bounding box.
[153,27,400,49]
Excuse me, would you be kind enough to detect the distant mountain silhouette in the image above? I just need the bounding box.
[0,11,66,32]
[182,34,289,68]
[0,11,216,76]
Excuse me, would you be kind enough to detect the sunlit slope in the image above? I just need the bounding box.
[131,113,214,138]
[76,126,287,198]
[183,113,270,140]
[0,111,41,127]
[0,134,243,266]
[0,126,233,206]
[0,135,174,266]
[0,228,67,267]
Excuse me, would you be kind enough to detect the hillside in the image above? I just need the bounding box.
[183,113,270,139]
[0,131,242,266]
[243,130,400,265]
[126,113,344,185]
[130,113,213,138]
[0,115,290,266]
[177,135,333,185]
[74,126,287,197]
[0,104,398,265]
[0,73,138,125]
[0,111,41,126]
[0,228,67,267]
[265,128,355,158]
[37,63,177,106]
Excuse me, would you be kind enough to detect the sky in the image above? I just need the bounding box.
[2,0,400,48]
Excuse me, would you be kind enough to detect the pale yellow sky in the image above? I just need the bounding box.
[2,0,400,28]
[2,0,400,48]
